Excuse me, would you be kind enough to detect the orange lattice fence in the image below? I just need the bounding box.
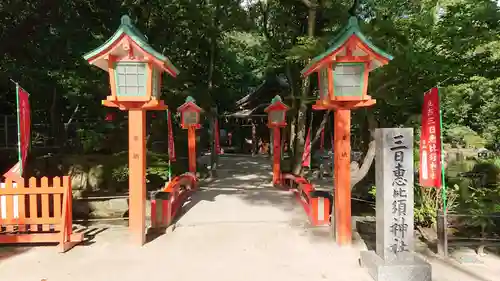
[0,176,83,252]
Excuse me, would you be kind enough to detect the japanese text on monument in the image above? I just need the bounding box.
[389,133,410,254]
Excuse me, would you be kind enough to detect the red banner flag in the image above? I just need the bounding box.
[302,127,312,167]
[18,86,30,172]
[4,85,30,180]
[419,87,442,188]
[167,110,176,162]
[215,118,221,155]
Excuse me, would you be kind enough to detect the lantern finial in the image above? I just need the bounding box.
[271,95,282,104]
[185,96,196,103]
[348,16,358,27]
[121,15,132,25]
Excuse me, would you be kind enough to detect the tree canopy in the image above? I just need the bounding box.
[1,0,499,149]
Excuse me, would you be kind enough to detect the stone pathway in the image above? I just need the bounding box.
[0,155,499,281]
[0,155,370,281]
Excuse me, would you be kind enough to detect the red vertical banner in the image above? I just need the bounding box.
[167,110,176,162]
[4,84,30,181]
[215,118,221,155]
[419,87,442,188]
[302,127,312,167]
[17,85,31,171]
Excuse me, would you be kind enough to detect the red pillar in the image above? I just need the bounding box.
[272,127,281,185]
[188,126,196,174]
[128,109,147,245]
[334,108,352,245]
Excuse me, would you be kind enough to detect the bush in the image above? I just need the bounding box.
[76,129,106,154]
[368,184,459,228]
[445,125,486,148]
[414,184,459,227]
[460,184,500,235]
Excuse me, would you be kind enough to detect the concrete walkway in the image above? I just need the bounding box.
[1,155,499,281]
[0,155,371,281]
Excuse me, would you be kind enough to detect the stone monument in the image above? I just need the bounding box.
[360,128,432,281]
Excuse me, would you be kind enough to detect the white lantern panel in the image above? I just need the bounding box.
[115,62,147,97]
[183,111,198,125]
[269,111,285,124]
[333,63,364,97]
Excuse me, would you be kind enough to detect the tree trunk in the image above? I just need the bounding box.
[207,3,220,177]
[350,109,379,189]
[285,63,296,153]
[350,140,375,188]
[50,89,61,147]
[291,3,316,175]
[310,111,329,148]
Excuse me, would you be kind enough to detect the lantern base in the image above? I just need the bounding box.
[312,99,376,110]
[181,124,201,130]
[102,99,168,110]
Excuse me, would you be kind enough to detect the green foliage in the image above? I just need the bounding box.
[286,36,325,62]
[111,165,129,184]
[414,184,459,227]
[445,157,500,234]
[76,129,106,154]
[442,77,500,147]
[368,183,459,227]
[110,151,172,184]
[1,0,499,148]
[445,125,484,148]
[461,185,500,232]
[0,0,499,236]
[368,185,376,199]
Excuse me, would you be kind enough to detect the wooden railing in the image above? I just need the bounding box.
[281,173,332,226]
[150,172,198,229]
[0,176,83,252]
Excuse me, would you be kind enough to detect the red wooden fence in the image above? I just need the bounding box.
[0,176,83,252]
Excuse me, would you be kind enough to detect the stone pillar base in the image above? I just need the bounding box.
[360,251,431,281]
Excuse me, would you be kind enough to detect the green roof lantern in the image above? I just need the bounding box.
[301,16,394,107]
[264,95,289,127]
[178,96,203,129]
[83,15,179,105]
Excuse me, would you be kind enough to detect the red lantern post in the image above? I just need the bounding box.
[83,15,179,245]
[301,16,393,245]
[177,96,203,174]
[264,95,289,186]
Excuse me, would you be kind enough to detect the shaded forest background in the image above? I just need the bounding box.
[1,0,500,149]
